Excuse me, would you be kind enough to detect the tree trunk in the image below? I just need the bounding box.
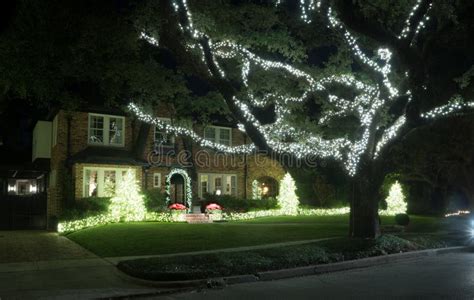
[349,161,384,238]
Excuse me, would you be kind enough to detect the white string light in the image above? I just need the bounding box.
[133,0,472,177]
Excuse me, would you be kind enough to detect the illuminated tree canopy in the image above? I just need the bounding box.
[131,0,474,176]
[129,0,474,238]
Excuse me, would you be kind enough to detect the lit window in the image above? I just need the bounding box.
[88,114,125,146]
[198,173,237,198]
[83,167,134,197]
[200,174,208,196]
[219,128,231,146]
[153,173,161,188]
[204,127,216,143]
[103,170,116,197]
[154,119,174,147]
[108,117,123,145]
[204,126,232,146]
[215,177,222,195]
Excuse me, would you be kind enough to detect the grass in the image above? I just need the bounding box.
[117,234,450,281]
[66,214,445,257]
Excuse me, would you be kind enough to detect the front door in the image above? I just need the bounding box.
[170,174,185,204]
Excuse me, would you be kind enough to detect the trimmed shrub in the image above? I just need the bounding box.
[59,197,111,221]
[143,189,167,211]
[200,194,278,212]
[395,213,410,226]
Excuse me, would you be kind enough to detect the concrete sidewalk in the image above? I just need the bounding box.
[0,231,160,299]
[0,259,159,299]
[0,230,95,263]
[104,237,338,265]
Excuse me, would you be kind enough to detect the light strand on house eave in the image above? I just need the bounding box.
[128,103,255,154]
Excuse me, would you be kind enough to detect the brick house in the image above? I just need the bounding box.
[32,106,285,225]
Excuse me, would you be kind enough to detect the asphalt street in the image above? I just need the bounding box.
[158,251,474,300]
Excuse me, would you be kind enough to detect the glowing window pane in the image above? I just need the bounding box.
[89,116,104,144]
[109,118,123,145]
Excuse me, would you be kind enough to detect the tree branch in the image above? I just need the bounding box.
[403,0,433,45]
[157,0,273,154]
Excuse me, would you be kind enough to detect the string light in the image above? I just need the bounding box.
[252,179,261,200]
[398,0,423,39]
[421,95,474,119]
[108,169,147,222]
[277,173,299,215]
[375,116,406,158]
[379,181,407,216]
[444,210,470,218]
[134,0,472,178]
[165,168,193,212]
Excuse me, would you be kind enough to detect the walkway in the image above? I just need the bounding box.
[0,230,95,263]
[0,231,159,299]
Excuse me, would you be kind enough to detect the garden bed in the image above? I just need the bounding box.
[117,234,455,281]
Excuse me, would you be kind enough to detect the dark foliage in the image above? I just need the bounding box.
[200,194,278,212]
[59,197,110,221]
[395,214,410,226]
[143,188,167,211]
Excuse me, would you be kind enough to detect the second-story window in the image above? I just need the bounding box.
[204,126,232,146]
[88,114,125,146]
[154,119,174,147]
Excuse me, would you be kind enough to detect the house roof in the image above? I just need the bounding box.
[0,158,50,179]
[68,147,148,166]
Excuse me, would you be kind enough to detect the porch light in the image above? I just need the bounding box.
[30,184,37,193]
[8,185,16,192]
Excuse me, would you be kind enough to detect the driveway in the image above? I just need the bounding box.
[160,251,474,300]
[0,231,95,263]
[0,231,158,299]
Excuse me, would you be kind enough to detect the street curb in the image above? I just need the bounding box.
[116,246,469,291]
[256,246,468,281]
[114,267,208,288]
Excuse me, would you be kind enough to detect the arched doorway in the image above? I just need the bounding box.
[253,176,279,199]
[169,173,185,204]
[165,168,192,211]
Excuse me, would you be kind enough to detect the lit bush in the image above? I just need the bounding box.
[379,181,407,216]
[277,173,299,215]
[108,169,147,222]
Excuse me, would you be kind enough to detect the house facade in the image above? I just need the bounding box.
[32,105,285,224]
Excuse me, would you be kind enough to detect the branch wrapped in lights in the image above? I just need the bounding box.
[134,0,472,177]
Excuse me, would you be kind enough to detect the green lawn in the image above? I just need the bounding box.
[66,214,444,257]
[118,234,449,281]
